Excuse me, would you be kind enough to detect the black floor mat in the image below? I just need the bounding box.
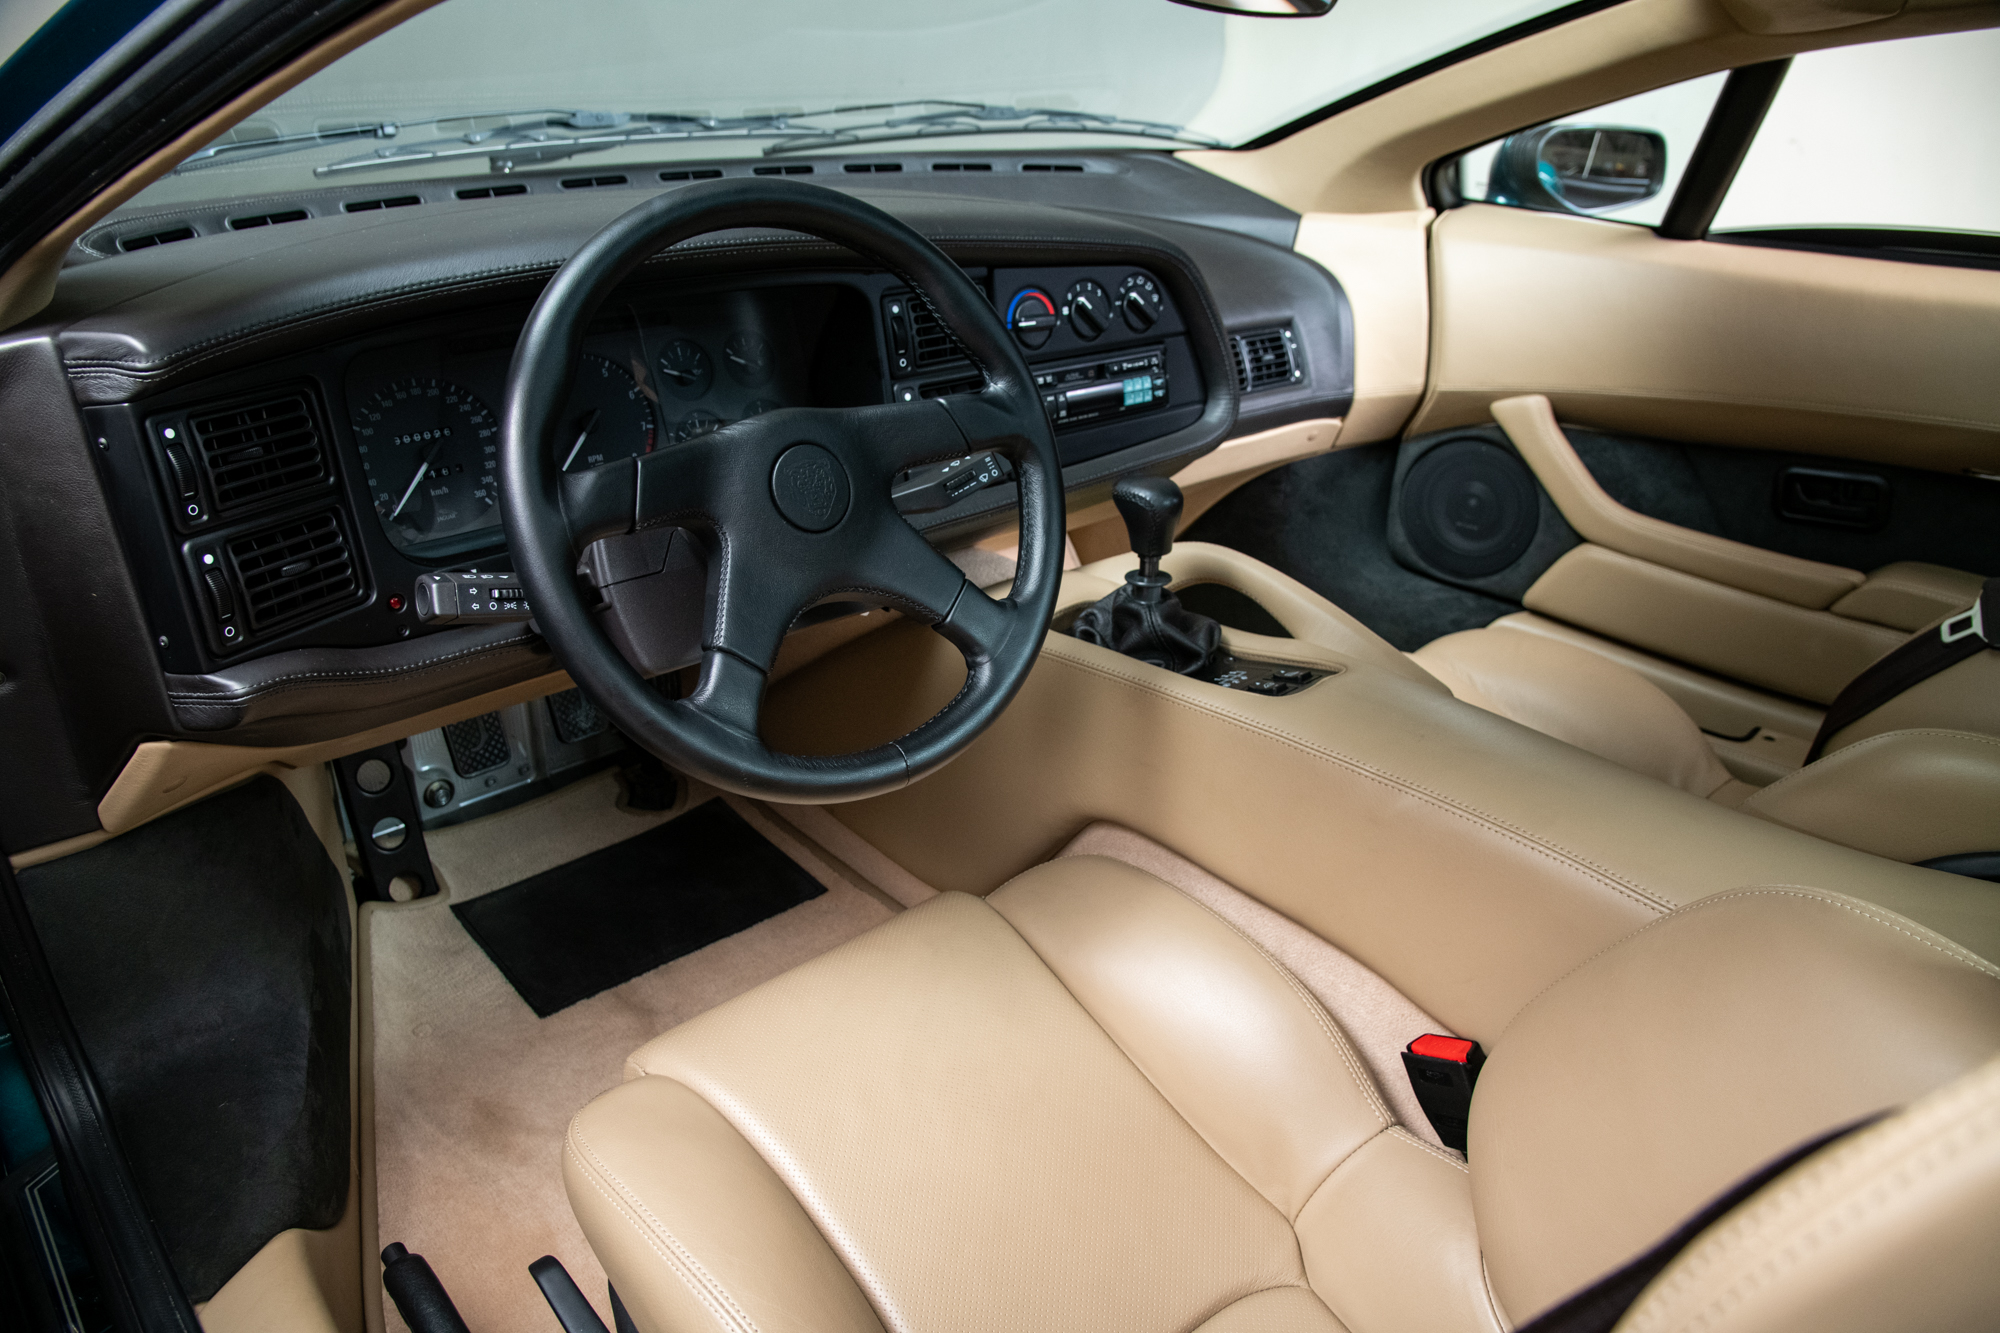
[452,801,825,1017]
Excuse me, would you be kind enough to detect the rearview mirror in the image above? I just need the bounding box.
[1165,0,1336,15]
[1490,125,1667,214]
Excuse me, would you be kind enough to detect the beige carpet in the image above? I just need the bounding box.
[364,771,896,1333]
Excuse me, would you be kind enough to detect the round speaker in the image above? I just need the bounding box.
[1399,439,1539,579]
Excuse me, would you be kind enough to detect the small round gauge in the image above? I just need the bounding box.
[351,377,501,554]
[1064,280,1111,341]
[559,353,658,472]
[1117,273,1164,333]
[722,331,775,386]
[742,397,782,418]
[1005,288,1057,350]
[673,409,724,443]
[657,339,713,400]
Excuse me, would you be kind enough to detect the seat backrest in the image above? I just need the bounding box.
[1468,885,2000,1324]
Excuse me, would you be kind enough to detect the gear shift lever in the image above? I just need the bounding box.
[1071,475,1220,673]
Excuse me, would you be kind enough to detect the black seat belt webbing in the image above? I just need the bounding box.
[1806,577,1997,763]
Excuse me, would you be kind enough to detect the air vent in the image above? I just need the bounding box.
[751,164,813,176]
[560,174,629,189]
[227,209,308,231]
[1022,162,1085,173]
[930,162,992,172]
[907,298,964,370]
[119,225,196,251]
[1232,326,1303,393]
[226,509,360,633]
[844,162,902,173]
[455,183,528,199]
[918,374,982,400]
[660,168,724,181]
[343,195,420,212]
[186,392,330,512]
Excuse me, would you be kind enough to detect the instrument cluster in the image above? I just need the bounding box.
[345,288,814,560]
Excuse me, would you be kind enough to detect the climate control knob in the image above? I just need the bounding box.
[1065,280,1110,341]
[1117,273,1164,332]
[1006,288,1058,349]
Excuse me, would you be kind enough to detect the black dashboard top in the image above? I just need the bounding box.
[0,149,1354,852]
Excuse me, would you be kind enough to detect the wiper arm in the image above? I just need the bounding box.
[760,103,1222,155]
[172,121,401,173]
[313,109,820,177]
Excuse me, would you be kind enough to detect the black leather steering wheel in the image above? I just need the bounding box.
[500,179,1065,803]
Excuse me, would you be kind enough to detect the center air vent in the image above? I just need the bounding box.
[1232,326,1303,394]
[225,509,361,634]
[186,391,331,512]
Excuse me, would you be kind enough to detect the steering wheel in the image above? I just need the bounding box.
[500,179,1066,803]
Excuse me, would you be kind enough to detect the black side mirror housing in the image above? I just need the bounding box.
[1490,125,1668,214]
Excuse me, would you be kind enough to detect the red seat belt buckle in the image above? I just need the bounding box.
[1401,1033,1486,1152]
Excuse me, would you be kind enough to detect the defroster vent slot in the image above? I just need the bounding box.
[226,508,362,633]
[187,391,331,512]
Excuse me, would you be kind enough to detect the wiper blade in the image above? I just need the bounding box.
[313,109,821,177]
[172,121,401,173]
[760,103,1222,155]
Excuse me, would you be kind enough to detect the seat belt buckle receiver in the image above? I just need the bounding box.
[1401,1033,1486,1153]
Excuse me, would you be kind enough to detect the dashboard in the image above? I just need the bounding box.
[1,151,1355,852]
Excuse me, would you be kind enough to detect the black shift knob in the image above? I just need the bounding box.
[1113,474,1183,563]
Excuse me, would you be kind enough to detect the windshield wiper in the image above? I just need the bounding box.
[758,103,1221,156]
[173,101,1215,179]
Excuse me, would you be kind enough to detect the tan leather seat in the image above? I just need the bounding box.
[564,853,2000,1333]
[1411,626,1755,804]
[1413,624,2000,864]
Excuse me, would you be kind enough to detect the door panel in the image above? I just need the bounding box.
[1415,203,2000,474]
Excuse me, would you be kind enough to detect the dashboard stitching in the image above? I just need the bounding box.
[164,633,542,702]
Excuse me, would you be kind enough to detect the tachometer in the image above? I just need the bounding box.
[351,377,501,555]
[559,353,658,471]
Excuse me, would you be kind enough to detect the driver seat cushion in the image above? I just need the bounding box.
[565,856,2000,1333]
[1412,627,1755,805]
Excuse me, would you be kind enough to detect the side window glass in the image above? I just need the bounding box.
[1710,28,2000,239]
[1454,74,1726,228]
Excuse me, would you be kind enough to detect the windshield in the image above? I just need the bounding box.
[128,0,1587,210]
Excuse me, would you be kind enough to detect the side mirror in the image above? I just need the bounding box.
[1489,125,1667,214]
[1165,0,1334,14]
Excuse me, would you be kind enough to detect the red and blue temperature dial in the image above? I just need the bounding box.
[1006,288,1058,350]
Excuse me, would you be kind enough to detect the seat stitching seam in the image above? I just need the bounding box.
[1501,882,2000,1042]
[1639,1093,2000,1333]
[1045,650,1674,915]
[1384,1124,1471,1173]
[1748,727,2000,802]
[1186,1283,1327,1332]
[568,1127,765,1333]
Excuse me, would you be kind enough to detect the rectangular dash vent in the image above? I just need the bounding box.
[907,298,963,370]
[751,164,813,176]
[844,162,902,173]
[1232,326,1302,394]
[187,392,330,511]
[930,162,992,172]
[120,225,196,251]
[226,509,360,633]
[227,209,308,230]
[660,168,724,181]
[1022,162,1085,173]
[455,183,528,199]
[344,195,420,212]
[560,174,629,189]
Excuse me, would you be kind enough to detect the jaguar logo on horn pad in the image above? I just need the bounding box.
[770,443,851,533]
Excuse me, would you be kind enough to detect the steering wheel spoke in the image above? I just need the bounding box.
[841,398,974,483]
[934,580,1020,668]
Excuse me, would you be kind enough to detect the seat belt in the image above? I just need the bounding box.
[1514,1113,1883,1333]
[1806,577,1997,763]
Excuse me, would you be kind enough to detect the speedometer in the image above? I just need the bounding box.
[351,377,502,556]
